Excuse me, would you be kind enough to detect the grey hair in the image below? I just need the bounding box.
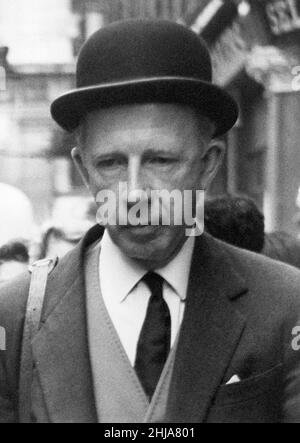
[73,120,86,149]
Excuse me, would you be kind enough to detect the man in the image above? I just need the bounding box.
[1,20,300,423]
[0,183,36,246]
[204,195,300,269]
[205,196,265,253]
[0,241,30,285]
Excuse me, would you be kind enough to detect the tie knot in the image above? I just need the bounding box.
[142,272,164,296]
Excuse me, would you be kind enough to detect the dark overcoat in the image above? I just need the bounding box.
[1,225,300,423]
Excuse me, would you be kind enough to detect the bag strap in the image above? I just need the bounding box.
[18,257,58,423]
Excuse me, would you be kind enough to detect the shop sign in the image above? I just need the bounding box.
[210,21,249,85]
[265,0,300,35]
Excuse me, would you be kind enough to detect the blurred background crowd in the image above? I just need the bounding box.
[1,0,300,283]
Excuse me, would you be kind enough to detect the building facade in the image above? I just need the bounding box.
[100,0,204,23]
[190,0,300,236]
[0,0,92,225]
[0,0,207,227]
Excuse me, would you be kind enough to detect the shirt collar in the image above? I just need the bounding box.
[99,230,195,303]
[156,235,195,301]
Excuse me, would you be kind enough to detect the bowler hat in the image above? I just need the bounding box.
[51,20,238,137]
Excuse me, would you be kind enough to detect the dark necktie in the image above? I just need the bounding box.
[134,272,171,399]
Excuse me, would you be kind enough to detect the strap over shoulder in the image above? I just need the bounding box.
[18,257,58,423]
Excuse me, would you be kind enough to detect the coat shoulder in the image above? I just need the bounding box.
[0,272,31,421]
[226,240,300,285]
[219,238,300,313]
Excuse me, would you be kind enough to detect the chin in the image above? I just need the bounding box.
[107,225,185,266]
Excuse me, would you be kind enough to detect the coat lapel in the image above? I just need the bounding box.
[32,226,104,423]
[166,235,248,423]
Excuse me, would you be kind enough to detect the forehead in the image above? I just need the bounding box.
[81,103,211,150]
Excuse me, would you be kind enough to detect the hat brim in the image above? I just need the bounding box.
[51,77,239,137]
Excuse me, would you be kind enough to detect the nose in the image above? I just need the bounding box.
[127,155,149,204]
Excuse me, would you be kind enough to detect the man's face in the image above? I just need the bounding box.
[73,103,222,268]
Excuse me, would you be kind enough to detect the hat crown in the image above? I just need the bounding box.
[51,19,239,137]
[77,20,212,88]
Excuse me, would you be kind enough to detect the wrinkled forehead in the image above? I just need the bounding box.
[76,103,215,147]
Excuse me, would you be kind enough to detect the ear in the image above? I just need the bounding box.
[199,140,225,190]
[71,147,90,190]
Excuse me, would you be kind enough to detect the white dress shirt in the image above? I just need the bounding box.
[99,230,195,366]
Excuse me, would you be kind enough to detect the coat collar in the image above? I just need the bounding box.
[32,226,248,423]
[32,225,104,423]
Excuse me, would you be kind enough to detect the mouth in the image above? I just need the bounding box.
[124,225,161,236]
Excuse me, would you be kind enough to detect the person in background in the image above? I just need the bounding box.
[205,195,265,253]
[39,224,87,259]
[0,184,37,246]
[0,241,29,284]
[40,197,97,259]
[205,195,300,269]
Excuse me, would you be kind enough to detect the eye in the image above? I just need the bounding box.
[147,156,177,166]
[96,157,125,169]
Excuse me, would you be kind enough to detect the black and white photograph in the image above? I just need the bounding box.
[1,0,300,426]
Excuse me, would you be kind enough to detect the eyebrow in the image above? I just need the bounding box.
[142,148,181,157]
[91,151,127,163]
[92,147,182,162]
